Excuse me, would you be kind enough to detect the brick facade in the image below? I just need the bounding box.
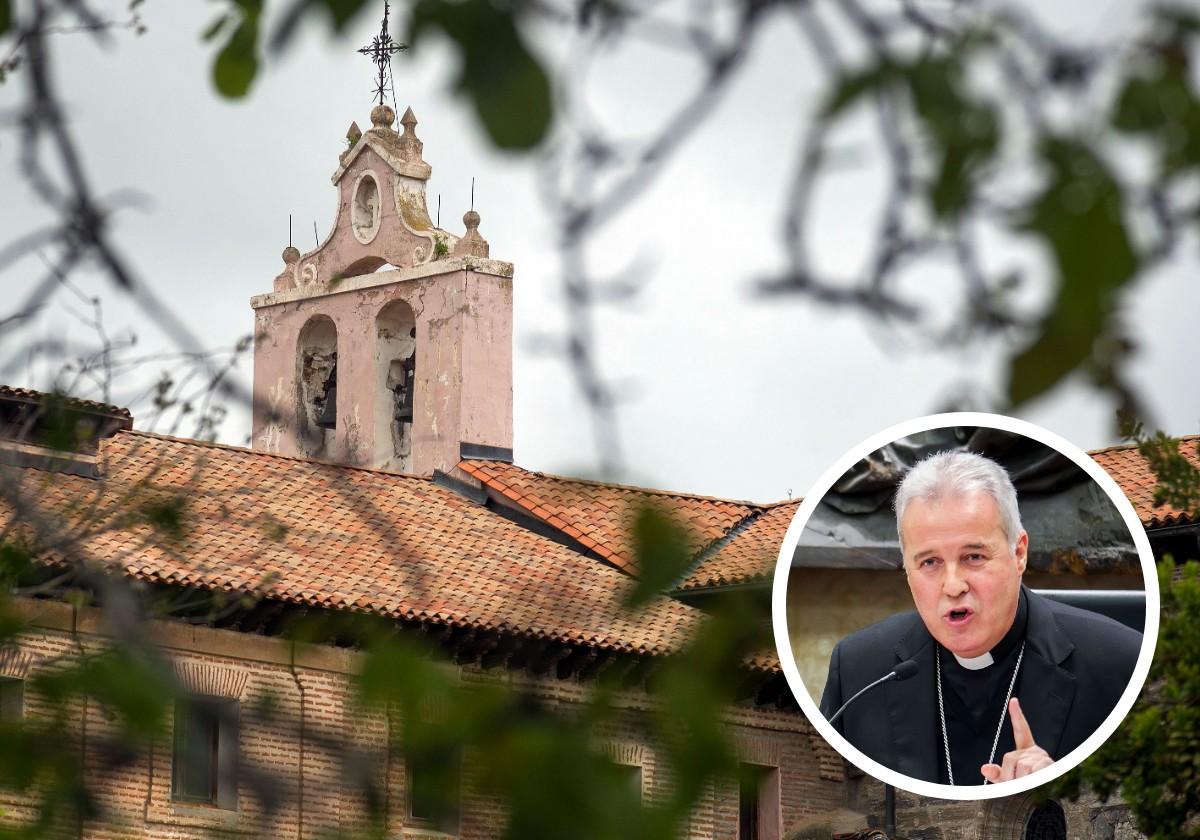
[3,598,844,839]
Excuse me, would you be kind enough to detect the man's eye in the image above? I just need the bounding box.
[918,557,939,569]
[965,553,987,564]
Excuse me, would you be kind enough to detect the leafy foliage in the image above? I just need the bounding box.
[822,44,999,220]
[210,1,262,98]
[210,0,552,149]
[627,506,696,608]
[1131,428,1200,516]
[1050,429,1200,838]
[1051,561,1200,839]
[1008,139,1138,406]
[407,0,552,150]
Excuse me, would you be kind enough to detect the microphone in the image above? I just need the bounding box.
[828,659,919,726]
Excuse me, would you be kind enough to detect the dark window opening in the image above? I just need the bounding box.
[313,356,338,430]
[389,349,416,426]
[0,677,23,721]
[172,697,238,809]
[738,764,765,840]
[407,746,460,833]
[616,763,643,803]
[738,763,780,840]
[1024,801,1067,840]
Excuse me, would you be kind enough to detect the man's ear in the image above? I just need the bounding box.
[1014,531,1029,575]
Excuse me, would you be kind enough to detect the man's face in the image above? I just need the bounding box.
[900,492,1028,658]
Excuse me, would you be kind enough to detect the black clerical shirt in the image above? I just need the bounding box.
[936,589,1029,785]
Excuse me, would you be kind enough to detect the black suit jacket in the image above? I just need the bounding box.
[818,586,1143,783]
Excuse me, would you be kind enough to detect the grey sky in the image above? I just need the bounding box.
[2,2,1197,503]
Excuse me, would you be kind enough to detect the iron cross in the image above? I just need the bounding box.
[357,1,408,107]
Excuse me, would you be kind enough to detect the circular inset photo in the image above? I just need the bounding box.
[770,413,1159,800]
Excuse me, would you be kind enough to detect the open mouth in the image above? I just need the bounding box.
[945,607,974,625]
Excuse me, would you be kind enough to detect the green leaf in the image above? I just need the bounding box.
[270,0,373,53]
[1111,44,1200,176]
[201,13,231,43]
[212,9,261,98]
[821,48,998,219]
[138,495,189,542]
[33,649,174,741]
[1007,139,1139,405]
[0,0,11,37]
[407,0,551,150]
[625,506,694,608]
[820,62,900,119]
[905,56,998,218]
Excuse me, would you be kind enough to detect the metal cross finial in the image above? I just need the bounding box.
[357,1,407,107]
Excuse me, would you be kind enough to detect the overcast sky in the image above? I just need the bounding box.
[2,1,1197,503]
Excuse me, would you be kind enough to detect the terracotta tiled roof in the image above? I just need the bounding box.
[0,385,133,421]
[3,432,704,658]
[1093,435,1200,528]
[458,459,758,575]
[677,500,801,591]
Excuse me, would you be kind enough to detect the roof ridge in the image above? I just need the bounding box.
[759,497,802,510]
[460,459,766,507]
[673,506,767,592]
[1089,434,1200,456]
[116,430,433,482]
[0,385,133,419]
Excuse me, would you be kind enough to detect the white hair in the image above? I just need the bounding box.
[893,451,1024,550]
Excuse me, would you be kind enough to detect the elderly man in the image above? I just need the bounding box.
[819,451,1142,786]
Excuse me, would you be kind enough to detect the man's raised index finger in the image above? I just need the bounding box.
[1009,697,1036,750]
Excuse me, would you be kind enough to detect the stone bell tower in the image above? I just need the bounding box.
[249,103,513,477]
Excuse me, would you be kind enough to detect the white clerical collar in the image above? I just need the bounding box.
[952,651,995,670]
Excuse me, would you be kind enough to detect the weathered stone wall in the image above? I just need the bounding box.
[843,776,1145,840]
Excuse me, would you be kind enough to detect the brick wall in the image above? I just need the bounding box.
[1,599,846,839]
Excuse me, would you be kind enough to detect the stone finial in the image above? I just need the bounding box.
[397,106,423,161]
[452,209,490,258]
[282,246,301,265]
[346,121,362,147]
[370,104,396,130]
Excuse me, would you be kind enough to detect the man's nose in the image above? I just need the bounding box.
[942,562,969,597]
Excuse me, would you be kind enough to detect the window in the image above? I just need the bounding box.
[406,747,461,833]
[616,763,643,803]
[0,677,23,721]
[738,763,781,840]
[172,697,238,809]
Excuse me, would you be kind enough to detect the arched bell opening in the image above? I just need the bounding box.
[375,299,416,472]
[296,315,338,457]
[340,256,389,279]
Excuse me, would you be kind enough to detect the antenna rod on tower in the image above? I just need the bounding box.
[437,194,441,229]
[289,214,293,247]
[314,222,319,248]
[471,177,475,211]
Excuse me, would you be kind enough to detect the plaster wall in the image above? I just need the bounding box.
[251,260,513,478]
[272,136,451,294]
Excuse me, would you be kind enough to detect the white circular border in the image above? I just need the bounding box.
[770,412,1161,801]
